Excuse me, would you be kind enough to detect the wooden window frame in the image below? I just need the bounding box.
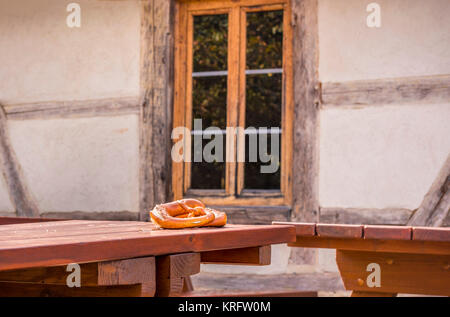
[172,0,293,206]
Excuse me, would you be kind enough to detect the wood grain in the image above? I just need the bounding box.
[289,0,320,267]
[0,221,295,271]
[0,104,39,217]
[337,250,450,296]
[364,225,412,240]
[412,227,450,242]
[155,253,200,297]
[289,235,450,255]
[272,221,315,236]
[322,74,450,107]
[316,224,363,239]
[201,245,271,265]
[139,0,174,220]
[3,97,139,120]
[408,154,450,227]
[0,257,155,297]
[319,207,413,225]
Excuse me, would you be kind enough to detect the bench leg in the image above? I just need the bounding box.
[0,257,156,297]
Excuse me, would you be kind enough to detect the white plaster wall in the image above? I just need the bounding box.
[0,176,14,212]
[319,103,450,209]
[8,115,140,212]
[318,0,450,82]
[0,0,140,104]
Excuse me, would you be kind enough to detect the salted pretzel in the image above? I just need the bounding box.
[150,198,227,229]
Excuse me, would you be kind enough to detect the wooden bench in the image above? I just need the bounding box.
[273,222,450,297]
[0,217,295,297]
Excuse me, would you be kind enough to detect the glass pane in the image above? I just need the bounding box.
[190,14,228,190]
[244,10,283,190]
[246,10,283,70]
[191,134,226,189]
[244,74,282,190]
[244,133,281,190]
[193,14,228,72]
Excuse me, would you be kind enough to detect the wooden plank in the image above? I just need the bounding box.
[319,207,413,225]
[139,0,174,220]
[201,245,271,265]
[322,74,450,107]
[0,223,295,271]
[0,282,144,297]
[40,211,140,221]
[412,227,450,242]
[316,224,363,239]
[272,221,315,236]
[0,104,39,217]
[289,0,320,267]
[364,225,412,241]
[0,221,153,241]
[0,257,155,296]
[337,250,450,296]
[0,217,63,226]
[155,253,200,297]
[289,236,450,255]
[3,97,140,120]
[408,154,450,227]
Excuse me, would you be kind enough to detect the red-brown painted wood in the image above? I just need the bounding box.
[412,227,450,242]
[364,225,412,240]
[0,221,295,271]
[316,224,363,239]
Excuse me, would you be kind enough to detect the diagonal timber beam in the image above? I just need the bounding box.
[0,104,39,217]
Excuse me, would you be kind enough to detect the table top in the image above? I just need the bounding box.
[0,219,295,271]
[273,222,450,255]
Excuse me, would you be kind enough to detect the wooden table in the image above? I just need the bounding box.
[0,217,295,297]
[274,222,450,297]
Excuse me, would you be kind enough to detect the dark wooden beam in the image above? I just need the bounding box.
[321,74,450,107]
[211,205,290,225]
[0,104,39,217]
[139,0,174,221]
[319,207,413,225]
[290,0,320,265]
[408,154,450,227]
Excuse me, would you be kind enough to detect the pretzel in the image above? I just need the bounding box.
[149,199,227,229]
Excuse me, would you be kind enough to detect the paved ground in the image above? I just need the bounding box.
[191,272,347,296]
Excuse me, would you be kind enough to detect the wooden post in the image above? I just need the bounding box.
[289,0,320,265]
[139,0,175,221]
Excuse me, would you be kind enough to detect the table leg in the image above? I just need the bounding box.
[155,253,200,297]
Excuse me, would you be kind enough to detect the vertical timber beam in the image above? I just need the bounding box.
[0,104,39,217]
[289,0,320,265]
[139,0,175,221]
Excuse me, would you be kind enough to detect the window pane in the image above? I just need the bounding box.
[193,14,228,72]
[244,10,283,190]
[246,10,283,70]
[190,14,228,190]
[244,76,282,190]
[191,76,227,189]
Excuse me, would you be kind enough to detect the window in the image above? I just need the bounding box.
[173,0,293,206]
